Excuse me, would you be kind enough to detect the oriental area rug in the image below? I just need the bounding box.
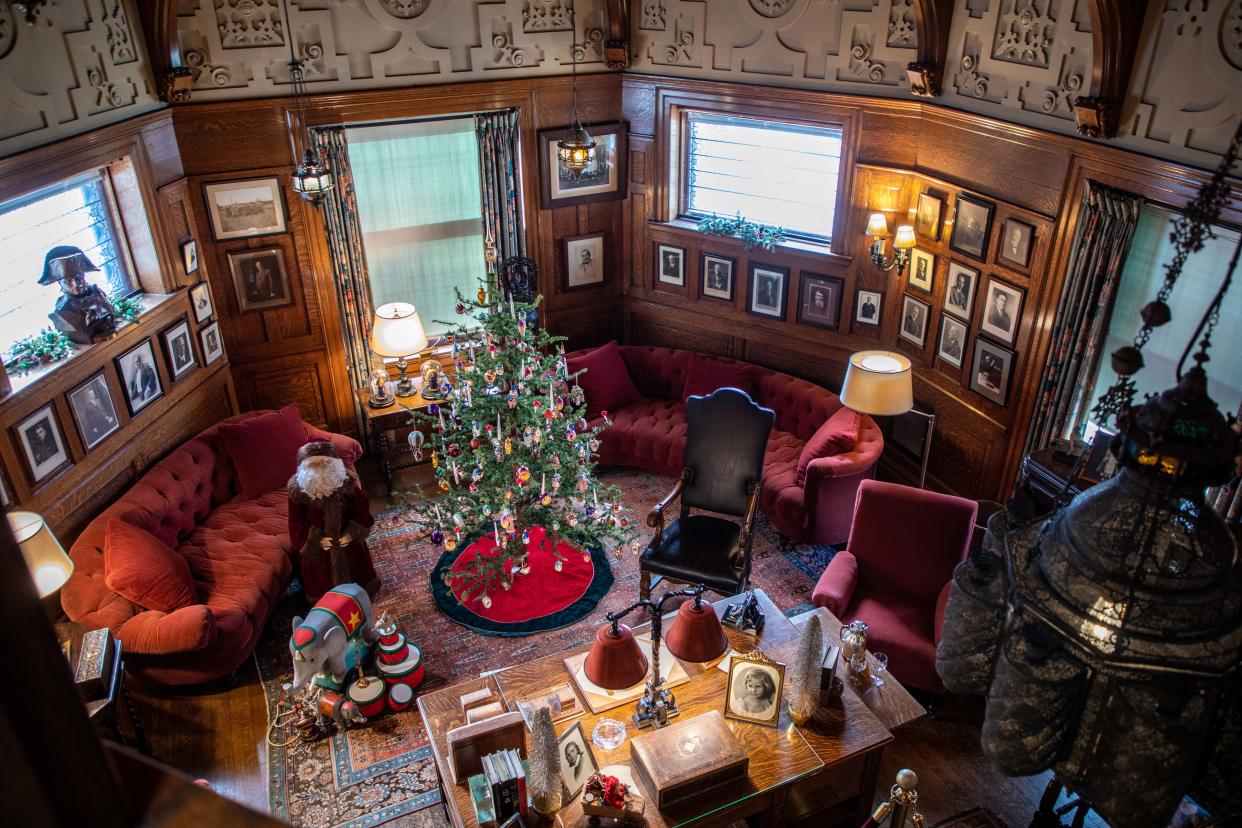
[256,469,834,828]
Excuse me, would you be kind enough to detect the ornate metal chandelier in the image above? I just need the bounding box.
[937,123,1242,827]
[557,4,596,181]
[282,0,333,205]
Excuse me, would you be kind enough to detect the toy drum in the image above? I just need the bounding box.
[347,675,387,718]
[377,634,409,666]
[388,682,413,712]
[378,644,424,690]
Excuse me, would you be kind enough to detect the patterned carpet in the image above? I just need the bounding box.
[256,469,834,828]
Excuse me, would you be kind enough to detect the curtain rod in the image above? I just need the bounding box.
[321,107,519,133]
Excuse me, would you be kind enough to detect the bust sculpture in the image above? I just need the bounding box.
[40,246,118,344]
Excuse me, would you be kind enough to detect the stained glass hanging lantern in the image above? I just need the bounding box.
[556,4,596,181]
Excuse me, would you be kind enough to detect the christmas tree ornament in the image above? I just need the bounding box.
[522,529,531,545]
[566,425,577,441]
[477,286,487,304]
[455,301,466,314]
[443,535,457,552]
[481,594,492,608]
[507,388,518,408]
[554,560,563,572]
[504,438,513,455]
[552,472,562,491]
[430,528,444,545]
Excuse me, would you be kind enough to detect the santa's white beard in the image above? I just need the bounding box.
[296,457,348,499]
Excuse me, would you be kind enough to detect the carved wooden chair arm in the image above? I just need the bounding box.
[735,480,762,570]
[647,475,687,530]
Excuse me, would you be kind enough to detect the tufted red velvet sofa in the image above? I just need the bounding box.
[571,346,884,546]
[61,410,360,686]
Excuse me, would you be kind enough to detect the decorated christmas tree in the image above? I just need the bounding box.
[406,275,635,605]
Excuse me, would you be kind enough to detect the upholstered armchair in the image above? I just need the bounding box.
[812,479,977,693]
[640,388,775,600]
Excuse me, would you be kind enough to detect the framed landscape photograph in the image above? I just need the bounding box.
[797,273,844,330]
[970,338,1016,406]
[200,321,225,365]
[115,338,164,416]
[950,193,995,261]
[656,243,685,287]
[748,263,788,320]
[16,404,70,483]
[724,650,785,727]
[190,281,214,323]
[944,262,977,320]
[181,238,198,275]
[162,317,198,381]
[908,248,935,292]
[854,289,881,326]
[701,253,734,302]
[979,278,1025,345]
[538,121,628,209]
[228,248,293,312]
[998,218,1035,269]
[562,232,606,291]
[915,192,942,240]
[68,371,121,453]
[557,721,598,800]
[203,177,287,241]
[937,313,968,368]
[898,294,931,347]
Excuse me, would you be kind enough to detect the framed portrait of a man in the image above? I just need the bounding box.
[190,281,214,323]
[854,289,881,327]
[203,177,287,241]
[556,721,598,800]
[979,278,1024,345]
[115,338,164,416]
[898,294,931,347]
[747,263,788,320]
[16,404,70,483]
[950,193,995,262]
[701,253,734,302]
[656,243,685,287]
[181,238,198,275]
[68,371,121,452]
[797,273,844,330]
[937,313,968,368]
[915,192,943,240]
[999,218,1035,269]
[537,122,628,209]
[228,248,293,313]
[200,321,225,365]
[562,232,607,291]
[162,317,198,381]
[970,338,1015,406]
[908,248,935,292]
[944,262,977,320]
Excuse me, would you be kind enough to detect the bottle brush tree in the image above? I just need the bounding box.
[788,614,824,724]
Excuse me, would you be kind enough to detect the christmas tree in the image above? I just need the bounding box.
[406,276,636,605]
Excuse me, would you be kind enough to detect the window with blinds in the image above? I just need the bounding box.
[0,170,136,352]
[682,111,844,243]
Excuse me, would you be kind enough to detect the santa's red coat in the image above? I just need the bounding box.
[287,473,380,603]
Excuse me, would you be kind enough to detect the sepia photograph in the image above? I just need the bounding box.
[228,248,293,313]
[724,651,785,727]
[200,321,225,365]
[798,273,844,330]
[701,253,734,301]
[17,404,70,483]
[944,262,977,320]
[970,338,1015,406]
[915,192,943,240]
[557,721,598,800]
[937,313,968,368]
[563,232,606,290]
[190,281,214,323]
[979,278,1025,344]
[909,248,935,292]
[748,263,788,320]
[899,294,931,347]
[182,238,198,275]
[854,289,881,326]
[950,193,995,262]
[538,122,628,209]
[68,372,121,452]
[999,218,1035,269]
[204,177,287,241]
[656,243,685,287]
[115,338,164,416]
[162,317,198,381]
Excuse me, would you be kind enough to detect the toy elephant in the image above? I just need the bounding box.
[286,583,379,694]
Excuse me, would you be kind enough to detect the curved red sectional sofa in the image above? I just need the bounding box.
[62,409,360,686]
[568,345,883,546]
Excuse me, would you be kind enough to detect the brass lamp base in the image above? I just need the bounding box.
[633,685,678,729]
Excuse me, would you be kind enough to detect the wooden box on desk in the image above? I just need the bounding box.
[629,710,749,810]
[446,711,525,784]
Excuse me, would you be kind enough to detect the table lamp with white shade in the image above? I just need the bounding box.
[8,511,73,620]
[840,350,936,489]
[369,302,428,401]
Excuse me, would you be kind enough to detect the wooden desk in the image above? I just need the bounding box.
[355,386,438,493]
[418,589,920,828]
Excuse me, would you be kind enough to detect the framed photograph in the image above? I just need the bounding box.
[908,248,935,292]
[937,313,968,368]
[115,338,164,416]
[557,721,598,800]
[979,278,1025,345]
[797,273,844,330]
[189,281,214,323]
[228,248,293,312]
[970,338,1016,406]
[0,469,10,507]
[562,232,606,291]
[16,404,70,484]
[854,289,881,327]
[944,262,978,320]
[950,193,995,262]
[915,192,943,240]
[898,294,931,347]
[537,121,628,209]
[999,218,1035,269]
[181,239,198,275]
[200,321,225,365]
[724,650,785,727]
[701,253,734,302]
[747,263,788,320]
[655,243,685,287]
[203,177,287,241]
[67,372,121,452]
[161,317,198,381]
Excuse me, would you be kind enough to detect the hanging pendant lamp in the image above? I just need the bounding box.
[557,4,596,181]
[283,0,333,205]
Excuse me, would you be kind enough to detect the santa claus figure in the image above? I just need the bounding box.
[288,441,381,603]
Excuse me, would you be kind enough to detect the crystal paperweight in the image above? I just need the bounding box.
[592,716,626,750]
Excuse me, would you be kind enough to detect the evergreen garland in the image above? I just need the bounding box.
[111,291,143,323]
[697,213,786,252]
[5,327,72,374]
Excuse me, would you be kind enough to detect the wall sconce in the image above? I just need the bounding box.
[866,213,915,275]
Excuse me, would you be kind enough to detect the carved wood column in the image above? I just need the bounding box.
[1073,0,1147,138]
[605,0,632,69]
[905,0,955,97]
[135,0,191,102]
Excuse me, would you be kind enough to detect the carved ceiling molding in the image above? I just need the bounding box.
[1073,0,1145,138]
[906,0,954,96]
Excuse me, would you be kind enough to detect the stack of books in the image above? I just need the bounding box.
[469,748,528,827]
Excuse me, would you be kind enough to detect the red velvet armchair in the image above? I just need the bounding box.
[811,479,977,693]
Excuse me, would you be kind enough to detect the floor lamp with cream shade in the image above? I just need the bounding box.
[840,350,936,489]
[8,511,74,620]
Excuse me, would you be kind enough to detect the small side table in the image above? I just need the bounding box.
[58,625,150,754]
[356,386,438,494]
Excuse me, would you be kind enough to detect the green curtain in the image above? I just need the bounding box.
[475,109,526,264]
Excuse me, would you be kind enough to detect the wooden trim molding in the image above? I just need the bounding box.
[134,0,191,103]
[1074,0,1148,139]
[605,0,632,69]
[905,0,955,97]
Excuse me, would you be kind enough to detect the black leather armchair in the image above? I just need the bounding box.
[639,388,775,600]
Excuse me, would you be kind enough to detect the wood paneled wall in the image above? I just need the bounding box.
[170,74,626,439]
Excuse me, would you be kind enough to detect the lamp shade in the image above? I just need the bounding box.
[865,213,889,237]
[840,350,914,416]
[893,225,916,249]
[664,598,728,663]
[369,302,428,359]
[7,511,73,598]
[584,622,648,689]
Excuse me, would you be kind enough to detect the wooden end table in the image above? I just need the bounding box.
[355,386,442,494]
[57,624,150,754]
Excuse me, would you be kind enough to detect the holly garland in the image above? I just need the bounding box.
[404,276,638,606]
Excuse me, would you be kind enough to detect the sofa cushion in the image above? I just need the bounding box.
[682,352,754,401]
[218,405,308,498]
[594,399,687,476]
[567,341,642,420]
[760,430,808,537]
[796,407,861,486]
[104,520,197,613]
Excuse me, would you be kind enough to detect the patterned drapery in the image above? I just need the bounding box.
[1023,182,1143,453]
[475,109,526,267]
